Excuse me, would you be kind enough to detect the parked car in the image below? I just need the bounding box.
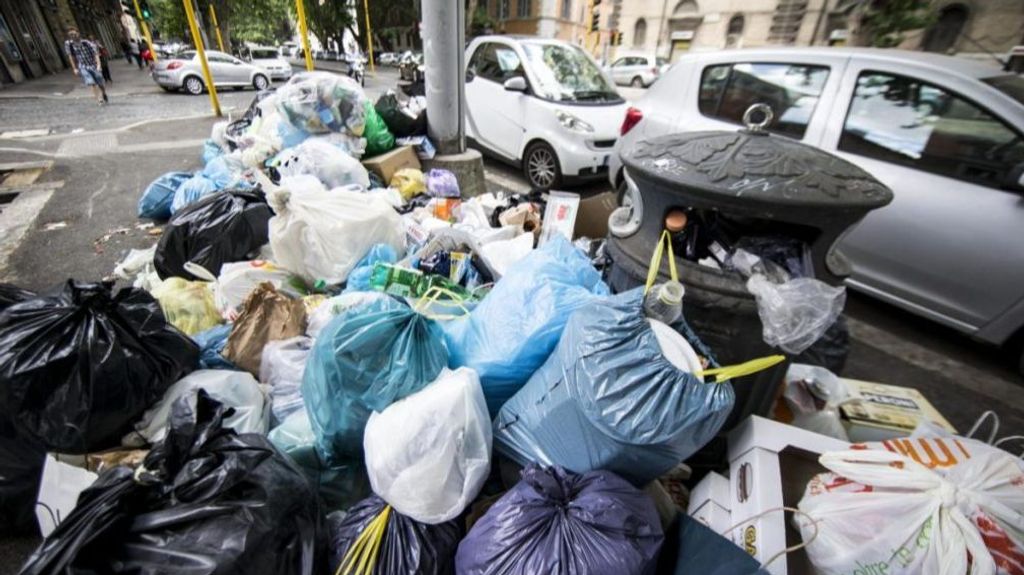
[152,50,272,95]
[608,47,1024,367]
[465,36,627,189]
[604,54,669,87]
[379,52,397,66]
[242,46,293,81]
[399,52,424,82]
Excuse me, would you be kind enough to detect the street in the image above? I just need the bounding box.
[1,52,1023,573]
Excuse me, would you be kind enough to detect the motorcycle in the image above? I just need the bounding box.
[347,57,365,87]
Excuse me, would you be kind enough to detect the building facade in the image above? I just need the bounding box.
[479,0,593,43]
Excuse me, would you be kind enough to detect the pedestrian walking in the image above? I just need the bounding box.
[121,39,132,65]
[129,39,143,69]
[89,35,112,83]
[63,27,108,105]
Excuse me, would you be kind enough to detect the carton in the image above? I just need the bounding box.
[362,145,421,184]
[573,191,618,239]
[839,378,956,441]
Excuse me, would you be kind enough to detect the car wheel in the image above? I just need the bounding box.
[184,76,204,95]
[631,76,644,88]
[523,141,562,190]
[253,74,270,91]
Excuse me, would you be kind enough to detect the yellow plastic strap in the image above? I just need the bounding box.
[645,230,679,295]
[413,286,471,321]
[698,354,786,383]
[336,505,392,575]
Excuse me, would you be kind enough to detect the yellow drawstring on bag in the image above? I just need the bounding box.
[413,286,471,321]
[645,230,679,295]
[698,354,786,383]
[336,504,392,575]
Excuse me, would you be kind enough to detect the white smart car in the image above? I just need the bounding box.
[465,36,628,189]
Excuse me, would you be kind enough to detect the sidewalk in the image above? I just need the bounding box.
[0,59,162,100]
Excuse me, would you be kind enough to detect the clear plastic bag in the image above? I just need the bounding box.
[746,274,846,355]
[259,336,313,425]
[782,363,850,441]
[364,367,491,524]
[276,71,368,136]
[269,137,369,190]
[149,277,222,336]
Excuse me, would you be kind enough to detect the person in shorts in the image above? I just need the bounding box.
[64,27,108,105]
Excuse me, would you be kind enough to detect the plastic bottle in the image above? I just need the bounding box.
[644,280,685,325]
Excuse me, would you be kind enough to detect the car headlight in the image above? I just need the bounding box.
[556,110,594,133]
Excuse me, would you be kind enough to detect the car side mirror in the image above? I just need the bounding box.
[465,69,475,83]
[1003,162,1024,193]
[503,76,527,92]
[233,60,242,65]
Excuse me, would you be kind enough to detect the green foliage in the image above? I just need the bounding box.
[470,6,495,36]
[303,0,355,51]
[149,0,189,42]
[862,0,935,48]
[231,0,292,45]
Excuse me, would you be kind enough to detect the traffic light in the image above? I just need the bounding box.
[590,11,600,32]
[140,0,152,20]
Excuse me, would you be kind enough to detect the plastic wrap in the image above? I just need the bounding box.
[747,274,846,354]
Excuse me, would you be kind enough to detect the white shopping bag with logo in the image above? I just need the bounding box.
[35,455,98,537]
[797,437,1024,575]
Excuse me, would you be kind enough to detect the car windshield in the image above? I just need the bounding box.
[251,49,278,59]
[521,42,621,103]
[177,50,196,59]
[981,74,1024,106]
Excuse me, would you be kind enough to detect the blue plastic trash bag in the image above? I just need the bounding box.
[278,121,311,149]
[443,235,608,416]
[171,173,218,215]
[138,171,190,220]
[192,324,236,370]
[658,513,768,575]
[201,155,251,189]
[494,289,734,486]
[455,464,664,575]
[202,139,223,165]
[344,244,398,293]
[302,296,448,464]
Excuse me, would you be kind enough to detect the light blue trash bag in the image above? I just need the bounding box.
[302,296,448,464]
[202,139,223,165]
[138,171,191,219]
[170,173,218,215]
[493,289,735,486]
[443,235,609,416]
[344,244,397,293]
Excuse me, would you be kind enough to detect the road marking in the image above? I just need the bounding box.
[0,129,51,139]
[57,133,118,157]
[847,316,1021,404]
[118,138,207,154]
[0,167,63,277]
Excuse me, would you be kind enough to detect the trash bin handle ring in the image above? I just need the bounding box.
[742,104,774,133]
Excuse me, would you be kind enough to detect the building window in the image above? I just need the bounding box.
[561,0,571,20]
[698,62,830,139]
[517,0,529,18]
[633,18,647,47]
[922,4,969,53]
[673,1,698,16]
[499,0,509,20]
[725,14,744,48]
[839,71,1024,188]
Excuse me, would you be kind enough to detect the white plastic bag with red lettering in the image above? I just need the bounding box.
[797,437,1024,575]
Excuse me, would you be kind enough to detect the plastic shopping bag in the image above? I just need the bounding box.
[390,168,426,201]
[149,276,222,336]
[0,281,198,453]
[267,176,404,285]
[138,171,190,219]
[19,392,323,575]
[303,297,448,464]
[364,367,491,524]
[260,336,313,425]
[443,235,609,416]
[212,260,306,320]
[122,369,269,447]
[796,436,1024,575]
[455,464,664,575]
[362,100,395,156]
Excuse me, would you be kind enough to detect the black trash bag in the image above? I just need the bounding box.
[155,188,273,281]
[0,281,199,453]
[0,283,35,312]
[375,92,426,138]
[0,412,45,537]
[329,494,461,575]
[19,391,324,575]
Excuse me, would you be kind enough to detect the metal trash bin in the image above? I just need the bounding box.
[605,105,892,470]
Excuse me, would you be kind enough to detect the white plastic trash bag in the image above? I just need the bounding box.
[797,437,1024,575]
[267,175,404,285]
[212,260,305,321]
[35,455,98,537]
[259,336,313,424]
[364,367,492,524]
[306,291,387,338]
[122,370,270,446]
[270,138,370,190]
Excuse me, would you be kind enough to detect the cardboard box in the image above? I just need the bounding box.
[728,417,849,575]
[361,145,421,184]
[839,378,956,441]
[691,499,732,533]
[35,454,98,537]
[573,191,618,239]
[688,471,730,513]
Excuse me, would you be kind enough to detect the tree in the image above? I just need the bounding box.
[303,0,355,53]
[861,0,935,48]
[147,0,291,50]
[353,0,419,54]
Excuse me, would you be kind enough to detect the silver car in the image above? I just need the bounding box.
[609,47,1024,369]
[243,46,293,81]
[605,54,669,88]
[152,50,272,95]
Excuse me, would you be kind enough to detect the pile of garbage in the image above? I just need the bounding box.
[2,71,1022,575]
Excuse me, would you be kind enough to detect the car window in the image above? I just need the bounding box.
[840,71,1024,189]
[611,58,628,67]
[469,43,524,83]
[981,74,1024,107]
[656,57,668,66]
[698,62,830,139]
[251,49,278,59]
[207,53,233,64]
[629,57,645,66]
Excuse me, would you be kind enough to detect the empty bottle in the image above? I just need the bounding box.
[644,280,685,325]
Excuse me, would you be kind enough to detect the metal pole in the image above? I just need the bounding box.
[422,0,464,154]
[131,0,157,62]
[363,0,375,73]
[208,3,225,52]
[294,0,314,71]
[182,0,221,116]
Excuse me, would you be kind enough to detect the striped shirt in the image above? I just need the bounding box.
[64,39,99,70]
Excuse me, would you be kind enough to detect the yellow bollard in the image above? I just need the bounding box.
[131,0,157,62]
[363,0,375,73]
[295,0,314,72]
[208,4,225,53]
[182,0,221,117]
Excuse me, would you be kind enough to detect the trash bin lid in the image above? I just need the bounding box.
[621,104,893,211]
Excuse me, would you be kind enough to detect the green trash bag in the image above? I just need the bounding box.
[362,100,395,157]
